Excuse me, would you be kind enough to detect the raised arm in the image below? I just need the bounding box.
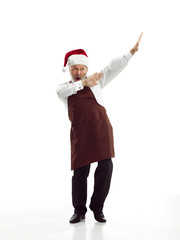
[99,53,132,88]
[99,32,143,88]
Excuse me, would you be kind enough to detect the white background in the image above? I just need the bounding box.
[0,0,180,212]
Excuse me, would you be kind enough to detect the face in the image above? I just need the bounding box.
[69,65,88,81]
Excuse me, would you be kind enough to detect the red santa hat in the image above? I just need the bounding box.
[62,49,89,72]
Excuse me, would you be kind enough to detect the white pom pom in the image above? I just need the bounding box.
[62,66,67,72]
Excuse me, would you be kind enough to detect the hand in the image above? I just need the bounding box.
[130,32,143,55]
[82,72,102,87]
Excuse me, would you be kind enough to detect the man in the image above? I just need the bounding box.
[56,33,143,224]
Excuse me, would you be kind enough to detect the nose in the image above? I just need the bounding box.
[77,69,81,74]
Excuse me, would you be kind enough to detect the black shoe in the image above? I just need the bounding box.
[69,213,85,224]
[93,211,106,223]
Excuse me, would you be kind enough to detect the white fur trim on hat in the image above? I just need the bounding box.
[68,54,89,68]
[62,66,67,72]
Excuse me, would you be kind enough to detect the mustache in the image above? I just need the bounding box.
[74,74,87,81]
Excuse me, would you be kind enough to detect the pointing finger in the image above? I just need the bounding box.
[137,32,143,44]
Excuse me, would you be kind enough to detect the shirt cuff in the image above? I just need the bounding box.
[125,52,133,61]
[74,80,84,92]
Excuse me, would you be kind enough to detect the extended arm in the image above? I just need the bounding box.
[99,53,132,88]
[99,32,143,88]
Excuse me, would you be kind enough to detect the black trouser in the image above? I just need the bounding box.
[72,158,113,214]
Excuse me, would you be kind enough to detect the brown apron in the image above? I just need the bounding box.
[68,86,115,170]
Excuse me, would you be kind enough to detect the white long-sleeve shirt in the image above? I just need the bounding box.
[56,52,133,108]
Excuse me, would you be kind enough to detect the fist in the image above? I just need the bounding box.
[130,42,139,55]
